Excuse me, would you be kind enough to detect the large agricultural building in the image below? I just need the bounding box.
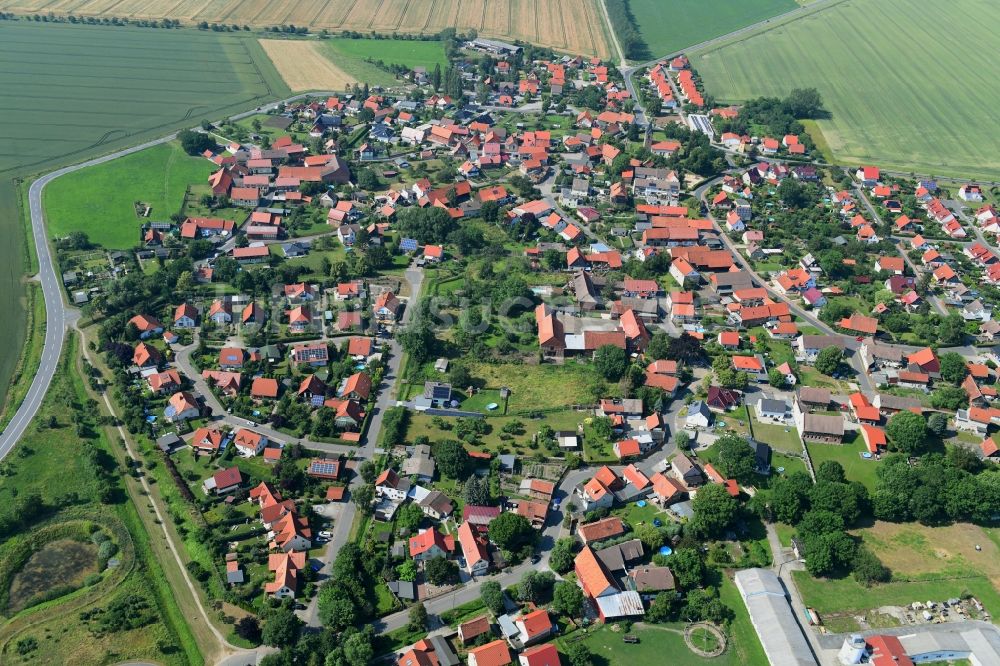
[733,568,817,666]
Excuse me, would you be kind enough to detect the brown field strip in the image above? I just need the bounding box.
[259,38,356,91]
[0,0,611,56]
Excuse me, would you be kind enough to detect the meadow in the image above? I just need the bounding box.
[629,0,796,58]
[0,0,612,57]
[794,521,1000,621]
[326,37,448,73]
[43,141,217,249]
[690,0,1000,180]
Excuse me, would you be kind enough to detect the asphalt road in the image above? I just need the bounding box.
[298,263,424,629]
[0,135,182,461]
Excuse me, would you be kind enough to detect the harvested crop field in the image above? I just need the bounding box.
[260,39,355,91]
[690,0,1000,180]
[0,0,612,57]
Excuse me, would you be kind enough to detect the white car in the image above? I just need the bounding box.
[318,531,332,539]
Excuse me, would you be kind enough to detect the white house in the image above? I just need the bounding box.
[685,401,712,429]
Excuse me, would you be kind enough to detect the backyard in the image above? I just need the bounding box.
[805,434,879,490]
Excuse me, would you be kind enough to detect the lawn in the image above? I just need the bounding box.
[467,361,616,413]
[630,0,797,58]
[561,622,738,666]
[690,0,1000,180]
[805,435,879,490]
[44,141,217,249]
[404,408,586,456]
[748,418,803,454]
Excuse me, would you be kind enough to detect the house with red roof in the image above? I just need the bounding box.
[468,640,512,666]
[457,521,491,575]
[518,642,560,666]
[514,608,554,648]
[129,314,164,339]
[409,528,452,561]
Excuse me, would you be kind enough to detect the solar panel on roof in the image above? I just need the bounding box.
[310,461,339,475]
[432,386,451,400]
[311,395,324,407]
[400,238,418,251]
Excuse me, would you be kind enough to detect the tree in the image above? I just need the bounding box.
[852,546,891,586]
[480,581,504,615]
[178,129,214,155]
[926,412,948,438]
[715,433,756,481]
[777,178,810,209]
[408,603,428,632]
[886,410,928,455]
[666,548,706,590]
[396,502,424,532]
[646,332,671,360]
[425,557,459,586]
[768,368,789,388]
[594,344,628,381]
[814,346,843,375]
[803,531,856,577]
[463,476,492,506]
[352,483,375,514]
[810,482,862,525]
[691,483,739,537]
[548,538,577,574]
[489,512,535,553]
[784,87,823,118]
[645,591,677,623]
[816,460,846,484]
[565,643,593,666]
[262,607,303,647]
[930,386,968,411]
[683,588,730,624]
[938,352,968,384]
[234,616,261,644]
[517,570,555,603]
[552,581,584,618]
[358,460,377,484]
[772,472,813,524]
[342,631,375,666]
[432,439,471,479]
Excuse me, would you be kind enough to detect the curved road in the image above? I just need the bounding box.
[0,134,178,461]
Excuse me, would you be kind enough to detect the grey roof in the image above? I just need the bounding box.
[797,387,831,406]
[387,579,416,600]
[799,334,845,350]
[874,392,922,412]
[628,565,675,592]
[733,568,817,666]
[711,270,754,290]
[757,398,788,414]
[866,341,905,362]
[595,538,644,572]
[426,635,459,666]
[687,400,711,420]
[802,413,845,436]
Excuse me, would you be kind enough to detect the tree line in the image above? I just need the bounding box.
[605,0,650,60]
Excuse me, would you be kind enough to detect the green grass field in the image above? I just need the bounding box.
[806,435,879,490]
[630,0,796,58]
[326,37,447,75]
[690,0,1000,180]
[316,37,446,88]
[44,141,216,249]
